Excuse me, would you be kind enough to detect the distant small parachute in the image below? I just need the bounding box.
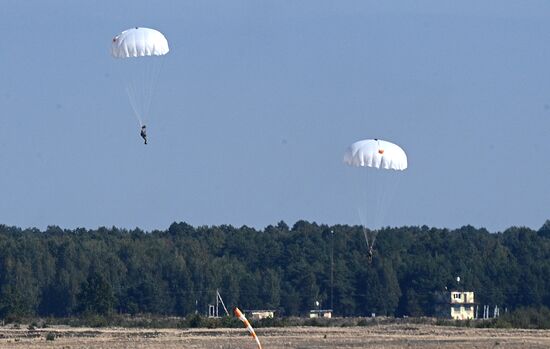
[344,139,407,262]
[234,307,262,349]
[111,27,170,131]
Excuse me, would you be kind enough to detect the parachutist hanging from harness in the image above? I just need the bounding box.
[363,227,377,264]
[345,139,408,266]
[367,246,374,264]
[111,27,169,147]
[140,125,147,144]
[366,236,375,264]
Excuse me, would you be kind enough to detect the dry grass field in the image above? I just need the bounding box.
[0,323,549,349]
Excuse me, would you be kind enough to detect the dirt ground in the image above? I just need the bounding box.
[0,323,548,349]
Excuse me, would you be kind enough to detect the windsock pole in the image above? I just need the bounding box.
[234,307,262,349]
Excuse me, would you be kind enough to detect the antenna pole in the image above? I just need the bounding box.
[217,289,230,316]
[216,289,219,317]
[330,229,334,312]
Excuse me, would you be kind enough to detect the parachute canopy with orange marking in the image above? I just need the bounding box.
[344,138,407,171]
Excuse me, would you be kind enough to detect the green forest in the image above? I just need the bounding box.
[0,220,549,319]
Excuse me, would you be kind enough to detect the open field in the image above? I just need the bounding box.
[0,324,549,349]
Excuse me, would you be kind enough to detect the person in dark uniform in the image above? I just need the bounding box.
[140,125,147,144]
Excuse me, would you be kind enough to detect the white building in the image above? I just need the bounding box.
[250,310,275,320]
[309,309,332,318]
[450,291,475,320]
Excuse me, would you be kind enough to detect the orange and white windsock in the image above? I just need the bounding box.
[234,307,262,349]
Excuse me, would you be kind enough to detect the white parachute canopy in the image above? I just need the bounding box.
[343,138,408,255]
[111,27,170,129]
[344,139,407,171]
[111,27,169,58]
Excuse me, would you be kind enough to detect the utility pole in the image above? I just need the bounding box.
[217,289,229,316]
[215,289,219,317]
[330,229,334,312]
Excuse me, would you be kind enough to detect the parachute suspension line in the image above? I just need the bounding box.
[370,230,379,251]
[144,58,165,118]
[374,172,403,235]
[357,168,375,251]
[369,173,385,249]
[138,57,165,126]
[126,85,143,127]
[356,170,389,252]
[369,173,401,250]
[345,138,408,257]
[124,58,165,128]
[364,167,378,250]
[357,208,370,250]
[357,169,370,250]
[139,60,155,124]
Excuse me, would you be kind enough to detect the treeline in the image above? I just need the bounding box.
[0,220,549,319]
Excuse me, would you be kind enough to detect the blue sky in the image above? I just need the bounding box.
[1,1,549,232]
